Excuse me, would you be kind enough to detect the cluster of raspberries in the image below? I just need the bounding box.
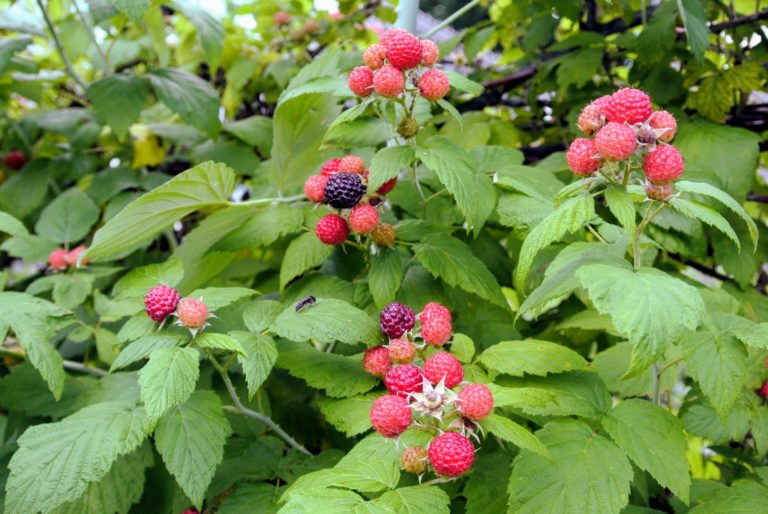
[365,301,494,478]
[48,246,88,271]
[305,155,398,247]
[347,29,451,103]
[566,87,684,201]
[144,285,213,336]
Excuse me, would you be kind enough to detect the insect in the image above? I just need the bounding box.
[295,295,317,312]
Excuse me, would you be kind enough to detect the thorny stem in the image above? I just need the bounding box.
[633,202,667,270]
[36,0,88,92]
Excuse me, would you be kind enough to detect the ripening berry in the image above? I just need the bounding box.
[420,302,452,346]
[373,65,405,97]
[594,122,637,160]
[644,182,675,201]
[144,285,181,322]
[577,95,610,135]
[321,158,342,177]
[65,246,89,268]
[401,446,429,474]
[385,30,422,70]
[304,174,328,203]
[364,44,388,70]
[458,383,494,420]
[384,364,423,396]
[371,223,396,247]
[49,248,68,271]
[418,69,450,100]
[370,394,412,437]
[274,11,291,26]
[423,352,463,388]
[642,145,684,183]
[759,380,768,399]
[177,298,209,329]
[363,345,392,377]
[388,338,416,364]
[566,138,602,175]
[428,432,475,477]
[649,110,678,143]
[349,204,379,234]
[380,302,416,338]
[338,155,365,175]
[420,39,440,66]
[348,66,374,97]
[315,214,349,245]
[364,168,398,195]
[4,150,26,170]
[604,88,653,125]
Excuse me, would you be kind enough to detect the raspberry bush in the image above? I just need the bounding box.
[1,2,767,514]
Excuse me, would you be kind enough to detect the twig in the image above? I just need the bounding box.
[236,194,305,207]
[72,0,109,70]
[667,253,731,282]
[422,0,482,38]
[747,193,768,204]
[709,8,768,32]
[63,359,108,377]
[35,0,87,92]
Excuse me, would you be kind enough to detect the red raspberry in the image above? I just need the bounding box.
[401,446,429,474]
[384,364,423,396]
[348,66,374,97]
[370,394,412,437]
[577,95,610,135]
[363,44,387,70]
[420,302,452,346]
[418,69,450,101]
[388,338,415,364]
[604,88,652,125]
[566,138,602,176]
[177,298,208,328]
[363,345,392,377]
[302,20,319,35]
[304,174,328,203]
[182,510,199,514]
[380,28,408,50]
[644,182,674,201]
[371,223,396,247]
[49,248,68,271]
[65,246,89,268]
[643,145,684,183]
[423,352,463,389]
[428,432,475,477]
[315,214,349,245]
[349,204,379,234]
[385,31,422,70]
[364,169,397,195]
[649,110,677,143]
[458,384,494,420]
[759,380,768,399]
[373,65,404,97]
[338,155,365,175]
[380,302,416,338]
[420,39,440,66]
[321,158,342,177]
[594,122,637,160]
[144,285,181,322]
[274,11,291,26]
[4,150,26,170]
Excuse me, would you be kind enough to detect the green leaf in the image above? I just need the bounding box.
[677,0,709,60]
[413,233,506,307]
[147,68,220,138]
[444,71,483,97]
[112,257,184,299]
[508,420,633,514]
[214,203,304,252]
[87,162,236,262]
[5,401,149,514]
[218,482,277,514]
[316,394,377,437]
[111,0,149,25]
[323,117,391,148]
[576,264,705,373]
[368,145,414,193]
[231,332,277,399]
[602,399,690,502]
[195,333,246,355]
[116,312,157,343]
[277,341,378,398]
[451,333,475,363]
[87,74,148,137]
[279,232,334,290]
[555,47,603,88]
[176,1,224,71]
[479,339,588,377]
[223,116,273,155]
[494,164,564,202]
[110,334,183,372]
[188,287,257,310]
[374,486,450,514]
[481,414,549,457]
[0,36,32,73]
[35,188,100,244]
[0,210,28,237]
[369,248,402,308]
[138,347,200,423]
[604,186,637,236]
[281,488,377,513]
[688,480,768,513]
[514,194,595,292]
[242,300,283,333]
[670,197,740,250]
[271,298,379,346]
[155,390,231,509]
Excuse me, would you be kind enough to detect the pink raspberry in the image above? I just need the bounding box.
[566,138,602,175]
[604,88,652,124]
[363,44,387,70]
[420,39,440,66]
[428,432,475,477]
[418,69,450,101]
[48,248,68,271]
[458,383,494,420]
[379,28,408,49]
[65,246,89,267]
[384,364,423,396]
[348,66,374,97]
[177,298,209,329]
[420,302,452,346]
[388,338,415,364]
[649,110,677,143]
[594,122,637,160]
[380,302,416,338]
[315,214,349,245]
[144,285,181,322]
[577,95,610,135]
[643,145,684,183]
[304,174,328,203]
[363,345,392,377]
[385,31,422,70]
[321,158,342,177]
[423,352,463,389]
[273,11,291,26]
[349,204,379,234]
[373,65,404,97]
[338,155,365,174]
[401,446,429,474]
[370,394,412,437]
[643,182,675,201]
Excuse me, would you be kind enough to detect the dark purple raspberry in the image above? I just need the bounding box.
[324,173,366,209]
[380,302,416,338]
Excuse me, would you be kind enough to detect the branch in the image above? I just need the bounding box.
[709,8,768,32]
[63,359,108,377]
[668,253,731,282]
[747,193,768,204]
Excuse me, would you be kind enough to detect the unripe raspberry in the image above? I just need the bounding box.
[371,223,396,247]
[302,20,319,35]
[316,214,349,245]
[649,110,677,143]
[420,302,452,346]
[144,285,181,322]
[349,204,379,234]
[385,31,422,70]
[370,394,412,437]
[4,150,26,170]
[401,446,429,474]
[423,352,463,388]
[577,95,610,135]
[49,248,68,271]
[428,432,475,477]
[458,383,494,420]
[759,380,768,399]
[321,158,342,177]
[388,338,415,364]
[363,44,387,70]
[605,88,652,125]
[397,117,419,138]
[65,246,89,268]
[363,345,392,377]
[373,65,405,97]
[594,122,637,160]
[348,66,374,97]
[418,69,450,101]
[644,181,675,201]
[566,138,602,175]
[643,145,684,183]
[384,364,423,396]
[177,298,209,329]
[274,11,291,26]
[380,302,416,338]
[304,174,328,203]
[338,155,365,175]
[420,39,440,66]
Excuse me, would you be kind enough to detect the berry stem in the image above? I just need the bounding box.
[235,194,305,207]
[633,201,667,269]
[0,347,108,377]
